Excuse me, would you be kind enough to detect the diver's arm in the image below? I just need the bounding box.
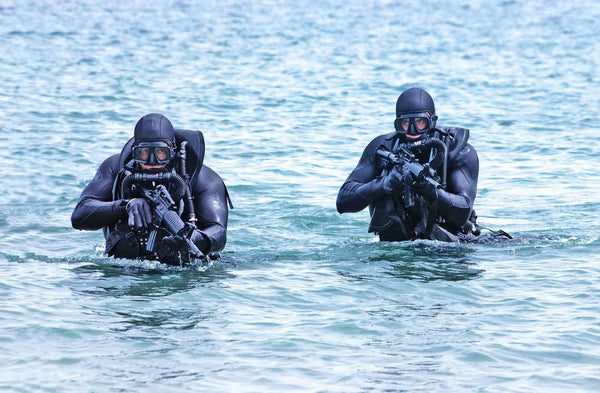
[336,138,388,213]
[71,155,126,230]
[436,144,479,226]
[191,166,229,254]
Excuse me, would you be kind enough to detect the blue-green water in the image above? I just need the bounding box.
[1,1,599,392]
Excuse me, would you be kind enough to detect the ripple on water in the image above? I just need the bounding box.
[1,0,600,392]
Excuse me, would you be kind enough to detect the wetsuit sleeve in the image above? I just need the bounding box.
[71,155,126,230]
[191,165,229,254]
[336,137,388,213]
[436,143,479,227]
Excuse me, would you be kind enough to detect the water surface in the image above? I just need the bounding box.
[1,1,599,392]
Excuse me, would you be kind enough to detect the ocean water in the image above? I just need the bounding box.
[1,0,599,392]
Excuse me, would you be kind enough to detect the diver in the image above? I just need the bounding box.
[72,113,231,265]
[337,87,505,242]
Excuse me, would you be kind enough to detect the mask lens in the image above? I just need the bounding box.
[133,147,151,162]
[400,118,410,131]
[154,147,170,162]
[414,117,428,131]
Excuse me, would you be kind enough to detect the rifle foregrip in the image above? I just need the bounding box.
[162,209,205,258]
[162,210,185,235]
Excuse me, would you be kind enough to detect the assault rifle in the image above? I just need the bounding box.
[142,184,204,262]
[376,145,443,208]
[369,143,445,239]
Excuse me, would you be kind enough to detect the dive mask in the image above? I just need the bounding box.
[394,112,437,135]
[132,141,175,165]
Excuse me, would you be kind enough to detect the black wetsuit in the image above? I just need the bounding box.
[72,150,229,262]
[336,127,479,242]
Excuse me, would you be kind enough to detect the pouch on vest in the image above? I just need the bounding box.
[106,225,141,259]
[369,197,412,241]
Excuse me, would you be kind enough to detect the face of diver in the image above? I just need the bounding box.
[132,140,174,171]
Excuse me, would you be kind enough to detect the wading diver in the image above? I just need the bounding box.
[72,113,231,265]
[337,87,510,242]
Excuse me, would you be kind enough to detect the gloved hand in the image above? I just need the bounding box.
[126,198,152,229]
[161,229,210,253]
[410,178,439,202]
[161,234,188,251]
[382,167,404,193]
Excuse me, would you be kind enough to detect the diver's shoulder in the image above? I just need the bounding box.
[193,165,225,187]
[436,126,474,158]
[437,126,469,143]
[365,131,396,148]
[98,153,122,170]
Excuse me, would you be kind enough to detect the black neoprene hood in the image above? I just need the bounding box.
[395,87,436,117]
[134,113,176,144]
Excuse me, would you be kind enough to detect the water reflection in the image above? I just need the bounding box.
[327,240,484,282]
[110,308,212,332]
[386,259,483,282]
[70,258,236,298]
[69,260,236,332]
[374,242,483,282]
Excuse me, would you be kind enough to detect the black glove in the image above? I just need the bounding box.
[161,234,188,251]
[382,167,404,193]
[410,178,439,202]
[161,230,210,253]
[126,198,152,229]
